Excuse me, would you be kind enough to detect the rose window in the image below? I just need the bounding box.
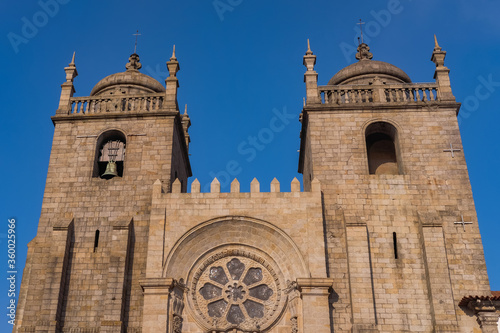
[192,255,281,331]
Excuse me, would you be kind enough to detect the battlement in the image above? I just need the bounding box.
[156,177,320,196]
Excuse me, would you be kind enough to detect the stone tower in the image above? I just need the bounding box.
[15,49,192,332]
[15,37,500,333]
[299,38,500,332]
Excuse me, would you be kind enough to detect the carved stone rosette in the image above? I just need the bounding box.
[188,249,286,332]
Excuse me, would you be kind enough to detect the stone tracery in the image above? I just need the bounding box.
[191,252,283,332]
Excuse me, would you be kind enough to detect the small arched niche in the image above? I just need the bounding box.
[365,122,402,175]
[93,130,126,179]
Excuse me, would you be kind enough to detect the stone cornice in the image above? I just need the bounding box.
[302,101,461,114]
[52,110,179,124]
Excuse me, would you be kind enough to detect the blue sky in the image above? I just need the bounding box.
[1,0,500,330]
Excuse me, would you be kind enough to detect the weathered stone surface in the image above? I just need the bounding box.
[15,39,499,333]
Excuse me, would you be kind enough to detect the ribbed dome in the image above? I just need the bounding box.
[90,54,165,96]
[328,43,411,85]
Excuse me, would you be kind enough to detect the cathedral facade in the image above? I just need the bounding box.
[14,38,500,333]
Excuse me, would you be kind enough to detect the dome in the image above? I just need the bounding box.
[328,43,411,85]
[90,54,165,96]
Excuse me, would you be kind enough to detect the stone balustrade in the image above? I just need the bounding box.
[319,83,439,105]
[67,93,164,115]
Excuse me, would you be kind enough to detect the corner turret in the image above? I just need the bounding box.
[165,45,180,110]
[303,39,320,105]
[431,35,455,101]
[56,52,78,115]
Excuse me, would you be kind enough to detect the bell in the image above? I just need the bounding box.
[101,161,118,179]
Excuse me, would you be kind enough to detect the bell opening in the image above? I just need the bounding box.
[93,130,126,179]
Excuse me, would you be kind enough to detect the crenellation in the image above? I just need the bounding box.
[230,178,240,193]
[190,178,200,193]
[291,177,301,192]
[270,177,280,193]
[171,178,182,193]
[210,177,220,193]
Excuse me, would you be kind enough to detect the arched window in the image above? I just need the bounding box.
[93,130,126,179]
[365,122,401,175]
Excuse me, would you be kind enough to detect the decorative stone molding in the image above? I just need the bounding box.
[476,311,499,331]
[296,278,334,295]
[285,280,301,333]
[170,279,187,333]
[140,278,188,333]
[295,278,334,333]
[140,277,174,295]
[459,295,500,332]
[172,315,183,333]
[285,280,301,318]
[290,316,299,333]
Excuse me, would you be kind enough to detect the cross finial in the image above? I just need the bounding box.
[133,30,141,54]
[358,19,366,44]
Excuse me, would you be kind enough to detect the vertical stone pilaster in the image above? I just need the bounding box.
[13,238,35,333]
[145,182,166,279]
[296,278,334,333]
[100,222,133,333]
[418,216,458,330]
[345,223,377,331]
[140,278,175,333]
[35,220,74,333]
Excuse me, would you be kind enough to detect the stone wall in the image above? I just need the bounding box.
[141,178,333,333]
[15,113,187,333]
[301,104,491,332]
